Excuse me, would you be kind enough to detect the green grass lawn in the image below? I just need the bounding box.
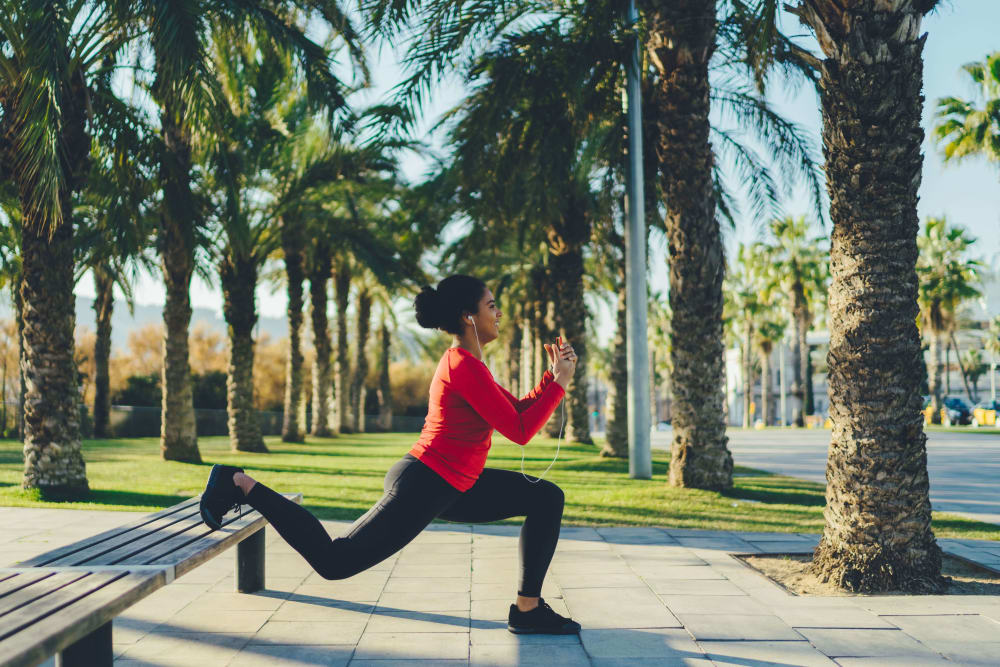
[2,433,998,540]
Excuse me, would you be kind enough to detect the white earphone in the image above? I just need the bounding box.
[468,313,563,483]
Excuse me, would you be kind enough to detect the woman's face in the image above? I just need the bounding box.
[468,288,501,343]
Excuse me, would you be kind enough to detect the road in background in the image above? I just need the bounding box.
[650,428,1000,526]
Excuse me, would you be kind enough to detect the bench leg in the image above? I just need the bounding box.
[237,527,266,593]
[56,620,112,667]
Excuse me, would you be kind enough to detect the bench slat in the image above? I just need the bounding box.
[18,499,200,567]
[0,572,90,623]
[0,572,163,667]
[0,571,57,600]
[46,508,205,567]
[117,510,262,568]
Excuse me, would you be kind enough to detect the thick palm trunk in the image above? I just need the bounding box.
[20,217,88,494]
[281,218,306,442]
[351,288,371,433]
[649,0,733,490]
[158,110,201,463]
[376,319,392,431]
[92,263,114,438]
[333,263,351,434]
[309,244,333,437]
[603,235,629,457]
[221,256,266,453]
[793,0,943,592]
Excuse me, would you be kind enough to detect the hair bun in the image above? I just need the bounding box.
[414,285,442,329]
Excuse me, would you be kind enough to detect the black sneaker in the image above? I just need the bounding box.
[507,598,581,635]
[199,464,245,531]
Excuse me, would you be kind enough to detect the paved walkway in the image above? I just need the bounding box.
[651,429,1000,526]
[4,507,1000,666]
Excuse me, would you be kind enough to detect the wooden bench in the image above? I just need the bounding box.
[0,493,301,667]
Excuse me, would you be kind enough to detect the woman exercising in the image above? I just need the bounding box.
[198,274,581,635]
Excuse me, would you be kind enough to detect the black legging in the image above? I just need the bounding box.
[244,454,564,597]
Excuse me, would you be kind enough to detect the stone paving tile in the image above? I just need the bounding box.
[833,658,952,666]
[562,587,681,629]
[228,643,354,666]
[252,620,368,644]
[676,613,802,641]
[882,613,1000,641]
[589,659,713,666]
[118,631,251,665]
[698,640,835,666]
[349,661,468,667]
[470,580,560,600]
[659,594,771,616]
[159,608,272,633]
[363,609,471,633]
[635,565,725,580]
[178,590,291,612]
[769,605,894,629]
[376,591,470,612]
[595,526,675,544]
[352,632,470,660]
[270,599,375,622]
[580,628,705,660]
[384,577,471,593]
[470,642,589,665]
[469,619,580,646]
[747,540,816,553]
[797,628,945,658]
[293,582,387,602]
[552,572,647,588]
[921,641,1000,666]
[644,578,748,596]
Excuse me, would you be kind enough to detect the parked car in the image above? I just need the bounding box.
[942,396,973,426]
[973,400,1000,427]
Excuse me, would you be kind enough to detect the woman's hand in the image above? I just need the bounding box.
[544,337,577,389]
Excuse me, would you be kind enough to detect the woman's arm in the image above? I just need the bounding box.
[451,359,564,446]
[495,370,556,411]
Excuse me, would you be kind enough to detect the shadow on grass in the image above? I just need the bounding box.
[724,482,826,507]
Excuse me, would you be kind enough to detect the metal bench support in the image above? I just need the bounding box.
[236,527,265,593]
[56,621,112,667]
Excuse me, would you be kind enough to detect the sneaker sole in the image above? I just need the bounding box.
[199,465,227,531]
[507,624,580,635]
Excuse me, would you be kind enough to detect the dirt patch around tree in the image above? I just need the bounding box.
[741,553,1000,596]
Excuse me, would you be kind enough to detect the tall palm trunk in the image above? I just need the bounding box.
[506,312,521,395]
[649,0,733,490]
[759,342,772,427]
[281,217,306,442]
[791,0,943,592]
[520,317,534,396]
[927,330,942,421]
[220,255,266,452]
[309,243,333,437]
[92,262,114,438]
[158,108,201,463]
[333,263,351,434]
[376,319,392,431]
[20,217,88,494]
[351,288,371,433]
[603,232,629,457]
[742,325,752,428]
[14,282,25,441]
[792,284,809,426]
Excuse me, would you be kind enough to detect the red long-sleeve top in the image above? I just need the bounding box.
[409,346,566,491]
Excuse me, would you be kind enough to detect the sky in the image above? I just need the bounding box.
[72,1,1000,344]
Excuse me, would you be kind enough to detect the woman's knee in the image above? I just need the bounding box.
[536,480,564,512]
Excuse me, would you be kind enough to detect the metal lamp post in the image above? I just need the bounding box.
[625,0,651,478]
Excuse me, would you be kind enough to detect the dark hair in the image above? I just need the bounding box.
[414,275,487,335]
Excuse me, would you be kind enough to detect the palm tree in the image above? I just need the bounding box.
[724,244,771,428]
[934,52,1000,167]
[309,238,335,437]
[767,217,828,426]
[0,2,140,494]
[916,217,981,420]
[137,0,363,462]
[787,0,944,592]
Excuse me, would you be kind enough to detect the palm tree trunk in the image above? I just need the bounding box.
[377,318,392,431]
[92,262,114,438]
[792,289,808,426]
[351,288,371,433]
[649,0,733,490]
[220,255,266,453]
[928,332,942,422]
[333,262,351,434]
[20,218,87,494]
[281,218,306,442]
[520,317,534,396]
[950,331,975,403]
[742,325,752,429]
[309,244,333,437]
[158,109,201,463]
[759,343,771,427]
[506,313,521,395]
[603,235,629,457]
[792,0,944,592]
[14,281,25,441]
